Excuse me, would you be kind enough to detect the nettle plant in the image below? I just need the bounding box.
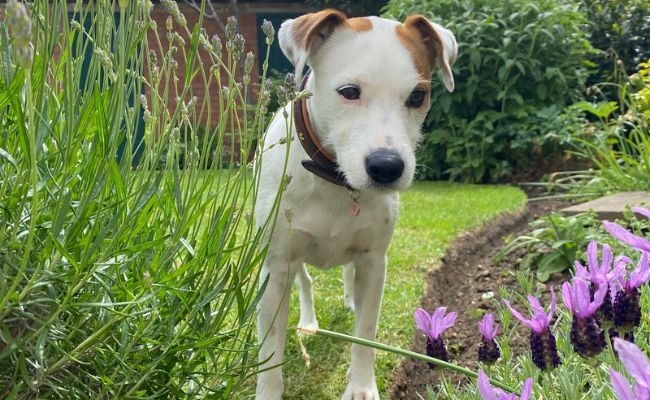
[0,0,284,397]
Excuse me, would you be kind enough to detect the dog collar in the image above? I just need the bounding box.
[294,71,351,189]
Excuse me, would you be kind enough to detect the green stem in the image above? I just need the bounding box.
[309,328,518,394]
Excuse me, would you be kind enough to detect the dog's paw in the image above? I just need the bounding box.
[342,383,379,400]
[297,317,319,331]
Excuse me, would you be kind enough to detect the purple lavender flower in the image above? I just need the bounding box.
[613,252,650,332]
[574,240,620,324]
[609,338,650,399]
[414,307,456,368]
[478,313,501,364]
[477,369,533,400]
[574,241,616,287]
[504,289,561,370]
[561,278,607,358]
[602,206,650,253]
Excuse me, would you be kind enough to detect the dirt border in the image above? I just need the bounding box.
[389,199,566,399]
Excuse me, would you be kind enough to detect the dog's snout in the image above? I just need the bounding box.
[365,149,404,184]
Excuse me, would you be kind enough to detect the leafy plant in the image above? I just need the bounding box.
[384,0,594,183]
[553,59,650,199]
[500,212,603,282]
[0,0,281,397]
[581,0,650,100]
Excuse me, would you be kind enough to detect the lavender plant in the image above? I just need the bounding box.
[0,0,281,397]
[561,278,607,358]
[504,290,561,371]
[477,313,501,365]
[414,307,457,367]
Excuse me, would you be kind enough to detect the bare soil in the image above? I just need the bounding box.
[389,195,568,399]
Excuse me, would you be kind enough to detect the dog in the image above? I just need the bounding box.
[254,9,457,399]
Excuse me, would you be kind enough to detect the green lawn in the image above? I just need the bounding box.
[241,182,527,398]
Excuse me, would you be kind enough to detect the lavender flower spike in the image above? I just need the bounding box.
[561,277,607,319]
[614,252,650,332]
[609,338,650,399]
[562,278,607,358]
[414,307,457,340]
[478,313,501,364]
[503,289,556,334]
[574,240,617,287]
[477,369,533,400]
[414,307,457,367]
[504,289,561,370]
[479,313,500,340]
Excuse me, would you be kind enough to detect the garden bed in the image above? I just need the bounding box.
[390,198,567,399]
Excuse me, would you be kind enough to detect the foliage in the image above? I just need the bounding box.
[631,59,650,121]
[500,207,650,282]
[384,0,594,183]
[499,212,602,282]
[581,0,650,99]
[551,59,650,199]
[0,0,280,397]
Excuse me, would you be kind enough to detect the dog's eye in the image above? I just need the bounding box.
[406,89,427,108]
[337,85,360,100]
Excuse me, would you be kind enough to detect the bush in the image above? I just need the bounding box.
[0,0,279,397]
[582,0,650,100]
[553,59,650,199]
[384,0,594,183]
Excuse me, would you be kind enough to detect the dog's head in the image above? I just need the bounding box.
[279,9,457,191]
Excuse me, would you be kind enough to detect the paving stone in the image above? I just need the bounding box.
[561,191,650,220]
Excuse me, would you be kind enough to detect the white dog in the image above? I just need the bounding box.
[254,9,457,399]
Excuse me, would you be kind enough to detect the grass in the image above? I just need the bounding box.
[238,182,527,398]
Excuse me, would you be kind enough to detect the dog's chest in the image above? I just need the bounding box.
[284,191,398,268]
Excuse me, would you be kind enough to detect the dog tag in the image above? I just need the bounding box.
[350,200,360,216]
[349,190,361,216]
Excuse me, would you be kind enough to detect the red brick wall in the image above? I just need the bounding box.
[144,3,309,163]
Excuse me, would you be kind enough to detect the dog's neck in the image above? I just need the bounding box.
[295,71,351,189]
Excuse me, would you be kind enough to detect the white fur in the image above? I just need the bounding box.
[254,11,457,400]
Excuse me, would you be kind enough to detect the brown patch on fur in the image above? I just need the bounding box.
[396,15,444,79]
[291,10,372,52]
[347,17,373,32]
[292,9,347,51]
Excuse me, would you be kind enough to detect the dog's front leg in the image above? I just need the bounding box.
[295,264,318,330]
[343,256,386,400]
[256,259,295,400]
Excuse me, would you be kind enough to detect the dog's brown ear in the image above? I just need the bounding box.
[402,15,457,92]
[279,9,347,82]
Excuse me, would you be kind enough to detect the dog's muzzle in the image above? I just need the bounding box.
[365,149,404,185]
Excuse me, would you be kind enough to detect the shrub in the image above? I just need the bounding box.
[0,0,280,397]
[554,59,650,199]
[582,0,650,99]
[384,0,594,183]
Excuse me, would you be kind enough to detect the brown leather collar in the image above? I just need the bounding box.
[294,71,351,189]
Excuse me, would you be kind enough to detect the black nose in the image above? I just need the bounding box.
[365,149,404,184]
